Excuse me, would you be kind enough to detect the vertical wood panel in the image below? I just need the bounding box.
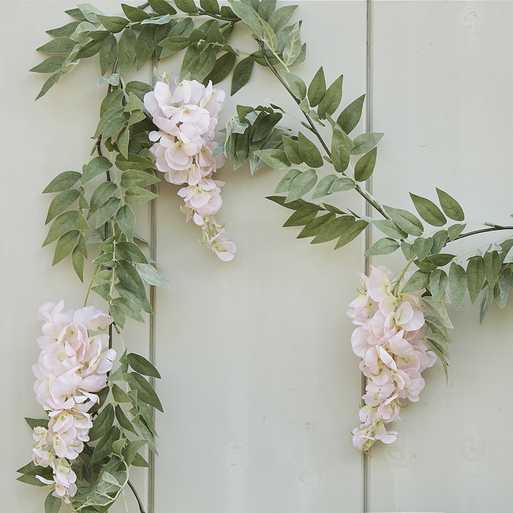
[370,2,513,511]
[154,2,367,512]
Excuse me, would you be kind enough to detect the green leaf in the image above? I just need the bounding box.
[53,231,80,264]
[149,0,177,14]
[82,157,112,183]
[117,205,136,240]
[201,0,220,12]
[351,132,383,154]
[283,206,318,227]
[467,255,485,303]
[426,253,455,267]
[384,205,424,237]
[25,417,49,429]
[337,94,365,134]
[206,52,236,84]
[136,263,167,287]
[282,136,301,164]
[45,189,80,224]
[90,182,117,212]
[334,219,368,249]
[46,21,81,38]
[90,404,115,441]
[92,198,121,229]
[35,72,62,100]
[297,132,323,168]
[122,3,150,21]
[115,405,136,433]
[269,5,296,31]
[436,188,465,221]
[282,71,306,100]
[98,15,129,33]
[422,297,453,330]
[448,262,466,306]
[112,384,130,403]
[484,250,501,287]
[298,212,335,239]
[317,74,343,119]
[275,169,300,193]
[312,175,336,199]
[100,34,117,75]
[176,0,198,13]
[308,67,326,107]
[354,147,377,182]
[331,126,352,173]
[413,237,434,259]
[45,492,61,513]
[43,211,82,246]
[448,223,466,241]
[127,372,163,411]
[429,269,447,300]
[72,246,85,282]
[128,353,161,378]
[373,219,406,240]
[311,215,352,244]
[410,193,447,226]
[76,38,105,59]
[118,28,137,74]
[231,56,254,95]
[37,37,76,56]
[366,237,399,256]
[287,169,317,201]
[121,170,160,188]
[31,56,65,74]
[116,242,147,263]
[255,149,289,170]
[118,127,130,159]
[402,270,429,293]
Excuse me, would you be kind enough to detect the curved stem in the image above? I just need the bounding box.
[127,480,146,513]
[257,41,390,220]
[452,225,513,242]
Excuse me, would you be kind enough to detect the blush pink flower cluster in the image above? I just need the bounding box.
[144,79,236,262]
[348,267,437,451]
[31,301,115,502]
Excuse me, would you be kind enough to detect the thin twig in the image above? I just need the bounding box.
[452,225,513,242]
[127,479,147,513]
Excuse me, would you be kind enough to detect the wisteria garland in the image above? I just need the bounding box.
[23,0,513,511]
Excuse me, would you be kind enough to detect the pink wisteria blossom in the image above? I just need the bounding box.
[348,267,437,451]
[31,301,114,502]
[145,79,236,261]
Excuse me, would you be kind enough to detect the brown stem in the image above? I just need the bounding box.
[128,479,147,513]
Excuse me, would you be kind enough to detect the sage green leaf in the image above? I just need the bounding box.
[384,205,424,236]
[311,215,353,244]
[331,126,352,173]
[46,21,80,38]
[448,223,466,241]
[422,297,454,330]
[116,241,147,263]
[118,28,137,74]
[112,384,130,403]
[413,237,433,260]
[231,56,254,95]
[128,353,161,378]
[312,175,336,199]
[149,0,177,14]
[98,15,129,33]
[43,211,81,246]
[25,417,49,429]
[467,255,485,302]
[133,453,149,467]
[298,132,323,168]
[72,246,84,282]
[283,207,317,227]
[91,426,120,465]
[410,193,447,226]
[402,270,429,293]
[53,231,79,264]
[436,187,465,221]
[484,250,501,287]
[115,405,136,433]
[76,38,105,59]
[36,73,62,100]
[431,230,448,254]
[121,170,160,188]
[176,0,198,13]
[45,492,61,513]
[282,136,302,164]
[136,263,168,287]
[373,219,406,239]
[275,169,300,193]
[117,205,136,240]
[354,147,377,182]
[366,237,399,256]
[206,52,236,84]
[282,71,306,100]
[255,149,290,170]
[90,404,114,441]
[448,262,466,306]
[429,269,447,300]
[118,127,130,159]
[330,176,355,193]
[498,267,513,308]
[308,67,326,107]
[100,34,117,75]
[30,56,64,73]
[427,253,455,267]
[142,14,173,25]
[351,132,383,155]
[337,94,365,134]
[401,241,415,260]
[82,157,112,183]
[229,0,276,50]
[37,37,76,56]
[298,212,335,239]
[317,74,343,119]
[287,169,317,201]
[93,198,121,228]
[90,182,117,212]
[270,5,296,31]
[127,372,164,411]
[201,0,220,12]
[45,189,80,224]
[122,3,150,21]
[334,219,368,249]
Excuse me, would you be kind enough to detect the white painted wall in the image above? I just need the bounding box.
[2,1,513,513]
